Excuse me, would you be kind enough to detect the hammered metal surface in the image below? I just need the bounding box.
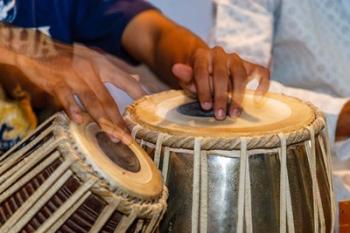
[157,142,332,233]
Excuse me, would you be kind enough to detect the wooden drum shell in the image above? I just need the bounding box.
[125,90,335,233]
[0,113,168,233]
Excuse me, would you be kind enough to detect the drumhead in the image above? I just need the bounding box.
[68,121,163,200]
[126,90,316,137]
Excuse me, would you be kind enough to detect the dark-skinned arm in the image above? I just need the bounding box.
[122,10,270,120]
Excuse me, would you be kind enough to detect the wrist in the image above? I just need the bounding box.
[336,101,350,141]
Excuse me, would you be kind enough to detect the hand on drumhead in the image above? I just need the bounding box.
[16,54,123,128]
[99,118,133,145]
[12,36,143,138]
[172,47,270,120]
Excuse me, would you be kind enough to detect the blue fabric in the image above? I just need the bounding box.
[0,0,155,62]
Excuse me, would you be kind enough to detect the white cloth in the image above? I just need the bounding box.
[214,0,350,227]
[214,0,350,97]
[214,0,350,157]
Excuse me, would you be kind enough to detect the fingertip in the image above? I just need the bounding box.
[99,118,132,145]
[230,107,242,118]
[215,108,226,121]
[69,107,83,124]
[73,114,83,124]
[120,133,132,145]
[201,101,213,111]
[108,134,121,143]
[107,133,120,144]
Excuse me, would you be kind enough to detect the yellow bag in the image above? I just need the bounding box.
[0,85,37,154]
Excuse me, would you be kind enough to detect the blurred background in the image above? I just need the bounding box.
[148,0,213,41]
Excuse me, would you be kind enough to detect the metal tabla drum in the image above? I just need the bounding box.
[125,90,335,233]
[0,113,168,233]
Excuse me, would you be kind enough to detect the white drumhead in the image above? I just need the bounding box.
[69,122,163,200]
[126,90,315,137]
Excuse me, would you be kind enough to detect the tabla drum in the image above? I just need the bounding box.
[0,112,168,233]
[125,90,335,233]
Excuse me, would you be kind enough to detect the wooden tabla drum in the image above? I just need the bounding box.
[0,113,168,233]
[125,90,335,233]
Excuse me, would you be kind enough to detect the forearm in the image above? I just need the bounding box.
[0,23,59,63]
[151,22,207,84]
[0,23,63,106]
[122,11,207,86]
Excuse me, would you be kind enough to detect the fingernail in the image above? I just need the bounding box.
[121,134,133,145]
[72,112,83,124]
[230,108,242,117]
[109,134,120,143]
[202,102,212,110]
[70,107,83,123]
[216,108,225,120]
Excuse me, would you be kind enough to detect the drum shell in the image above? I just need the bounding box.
[139,135,333,233]
[0,113,167,233]
[125,90,335,233]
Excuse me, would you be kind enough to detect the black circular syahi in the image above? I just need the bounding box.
[177,101,215,117]
[96,132,141,173]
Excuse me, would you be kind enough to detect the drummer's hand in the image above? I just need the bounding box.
[172,47,270,120]
[14,43,146,133]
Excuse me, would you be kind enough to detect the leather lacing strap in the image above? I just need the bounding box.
[236,138,253,233]
[305,126,325,233]
[128,108,334,233]
[278,133,295,233]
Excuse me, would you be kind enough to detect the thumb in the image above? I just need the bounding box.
[172,63,193,83]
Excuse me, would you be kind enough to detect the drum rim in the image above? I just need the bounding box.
[55,113,167,202]
[125,90,326,150]
[0,113,168,224]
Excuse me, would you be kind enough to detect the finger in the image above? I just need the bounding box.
[99,93,127,131]
[212,47,229,120]
[73,59,128,130]
[193,48,212,110]
[69,78,116,128]
[99,118,132,145]
[172,63,193,83]
[93,53,147,99]
[229,53,248,117]
[84,79,127,131]
[172,63,197,95]
[242,60,258,77]
[242,61,271,104]
[107,73,147,100]
[242,60,270,82]
[53,83,83,124]
[254,68,270,101]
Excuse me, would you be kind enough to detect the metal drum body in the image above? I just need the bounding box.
[125,90,335,233]
[0,113,168,233]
